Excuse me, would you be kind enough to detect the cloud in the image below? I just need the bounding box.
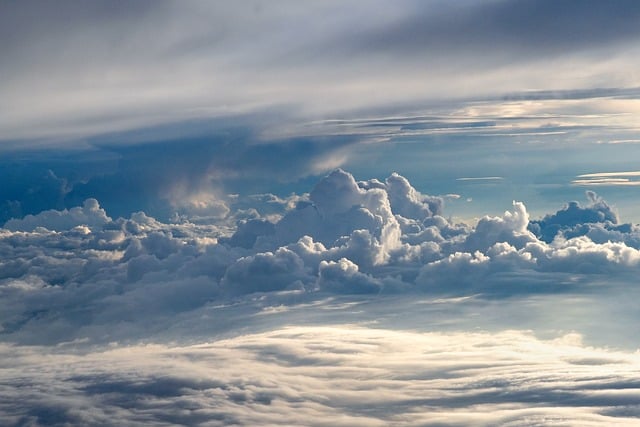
[269,169,404,264]
[573,171,640,187]
[0,167,72,224]
[529,191,619,243]
[4,170,640,344]
[2,1,640,143]
[317,258,383,294]
[3,325,640,426]
[384,172,443,219]
[572,178,640,186]
[221,248,309,296]
[3,169,640,423]
[3,198,110,232]
[457,176,504,181]
[5,2,640,421]
[461,201,535,252]
[353,0,640,60]
[0,128,363,223]
[577,171,640,178]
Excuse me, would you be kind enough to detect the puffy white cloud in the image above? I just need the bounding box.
[383,172,443,219]
[417,250,491,292]
[531,237,640,273]
[4,199,110,232]
[267,169,403,265]
[462,201,535,252]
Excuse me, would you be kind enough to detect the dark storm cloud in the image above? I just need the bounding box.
[73,133,357,215]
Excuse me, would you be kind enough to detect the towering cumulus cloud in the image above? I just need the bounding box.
[4,170,640,425]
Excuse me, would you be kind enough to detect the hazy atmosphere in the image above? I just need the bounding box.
[3,1,640,426]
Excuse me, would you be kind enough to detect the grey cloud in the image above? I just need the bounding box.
[501,86,640,102]
[355,0,640,62]
[529,191,620,243]
[221,248,309,296]
[317,258,383,294]
[0,1,370,141]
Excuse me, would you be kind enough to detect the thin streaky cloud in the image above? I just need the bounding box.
[572,179,640,186]
[457,177,504,181]
[577,171,640,178]
[602,139,640,144]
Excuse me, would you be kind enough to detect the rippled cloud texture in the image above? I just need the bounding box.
[4,327,640,426]
[3,170,640,425]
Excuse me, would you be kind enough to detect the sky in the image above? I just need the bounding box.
[3,1,640,426]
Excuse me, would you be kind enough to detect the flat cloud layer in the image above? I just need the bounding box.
[3,326,640,426]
